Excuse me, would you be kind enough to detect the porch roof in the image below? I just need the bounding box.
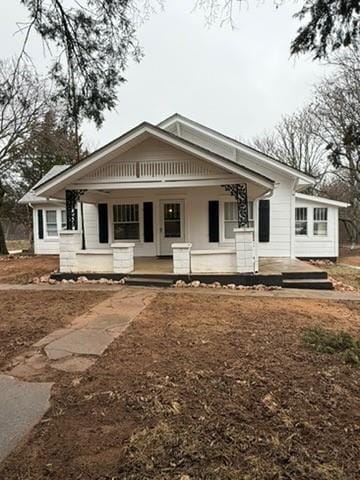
[34,122,275,199]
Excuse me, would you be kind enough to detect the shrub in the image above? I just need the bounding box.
[302,327,360,365]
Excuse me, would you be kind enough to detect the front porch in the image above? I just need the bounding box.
[51,255,332,289]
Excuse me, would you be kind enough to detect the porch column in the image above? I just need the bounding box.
[172,243,192,275]
[234,227,256,273]
[59,230,82,273]
[112,243,135,274]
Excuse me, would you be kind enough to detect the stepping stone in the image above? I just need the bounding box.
[51,356,95,372]
[0,375,52,464]
[45,328,114,360]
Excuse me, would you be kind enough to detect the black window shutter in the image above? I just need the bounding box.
[38,209,44,239]
[98,203,109,243]
[258,199,270,242]
[143,202,154,243]
[74,208,78,230]
[208,201,219,243]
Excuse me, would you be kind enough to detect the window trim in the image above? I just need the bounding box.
[295,207,308,237]
[112,202,142,242]
[313,207,328,236]
[44,209,59,239]
[220,198,255,243]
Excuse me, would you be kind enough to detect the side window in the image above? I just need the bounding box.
[313,208,328,236]
[45,210,58,237]
[295,208,307,236]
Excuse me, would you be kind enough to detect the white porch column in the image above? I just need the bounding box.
[59,230,82,273]
[172,243,192,274]
[112,243,135,273]
[234,227,257,273]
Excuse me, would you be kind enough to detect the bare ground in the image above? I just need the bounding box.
[0,291,112,369]
[0,255,59,284]
[324,263,360,290]
[339,255,360,267]
[1,292,359,480]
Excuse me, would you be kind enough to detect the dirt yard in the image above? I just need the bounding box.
[1,292,359,480]
[340,255,360,267]
[0,255,59,283]
[0,291,111,369]
[324,263,360,290]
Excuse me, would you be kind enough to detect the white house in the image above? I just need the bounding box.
[20,114,348,277]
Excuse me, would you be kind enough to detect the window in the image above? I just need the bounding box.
[295,208,307,236]
[61,209,78,230]
[61,210,67,230]
[113,204,140,240]
[313,207,328,236]
[224,201,254,239]
[163,203,181,238]
[45,210,58,237]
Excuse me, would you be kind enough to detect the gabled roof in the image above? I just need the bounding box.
[158,113,316,185]
[34,122,275,197]
[19,165,69,204]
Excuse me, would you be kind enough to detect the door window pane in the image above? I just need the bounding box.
[164,203,181,238]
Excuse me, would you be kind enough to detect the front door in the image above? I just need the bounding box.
[159,200,185,256]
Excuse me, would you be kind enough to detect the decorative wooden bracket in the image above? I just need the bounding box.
[223,184,249,227]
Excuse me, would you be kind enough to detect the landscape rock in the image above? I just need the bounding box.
[191,280,200,288]
[77,276,88,283]
[48,279,57,285]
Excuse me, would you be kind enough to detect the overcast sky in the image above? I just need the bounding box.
[0,1,330,151]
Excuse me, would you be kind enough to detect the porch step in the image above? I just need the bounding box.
[282,278,333,290]
[124,276,174,288]
[282,271,328,280]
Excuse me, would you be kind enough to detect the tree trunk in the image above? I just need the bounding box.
[0,219,9,255]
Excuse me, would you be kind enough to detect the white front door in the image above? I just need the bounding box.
[159,200,185,256]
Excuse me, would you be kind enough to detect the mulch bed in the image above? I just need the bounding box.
[1,293,360,479]
[0,291,112,369]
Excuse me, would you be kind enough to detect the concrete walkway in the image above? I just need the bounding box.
[0,288,157,466]
[0,282,359,301]
[0,375,52,464]
[9,287,158,377]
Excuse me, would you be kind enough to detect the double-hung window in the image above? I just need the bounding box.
[61,210,67,230]
[295,208,307,236]
[313,208,328,236]
[223,201,254,240]
[45,210,58,237]
[113,204,140,240]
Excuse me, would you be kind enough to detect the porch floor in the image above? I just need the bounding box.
[133,256,321,275]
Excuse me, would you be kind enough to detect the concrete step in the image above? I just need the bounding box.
[124,277,174,288]
[282,271,328,280]
[282,278,333,290]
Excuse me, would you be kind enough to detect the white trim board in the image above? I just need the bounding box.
[34,123,274,198]
[158,114,316,186]
[295,193,350,208]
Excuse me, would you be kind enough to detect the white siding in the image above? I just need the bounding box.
[169,122,295,257]
[33,203,82,255]
[295,198,338,258]
[33,204,64,255]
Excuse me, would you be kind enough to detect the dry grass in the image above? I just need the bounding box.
[1,293,359,480]
[0,291,112,368]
